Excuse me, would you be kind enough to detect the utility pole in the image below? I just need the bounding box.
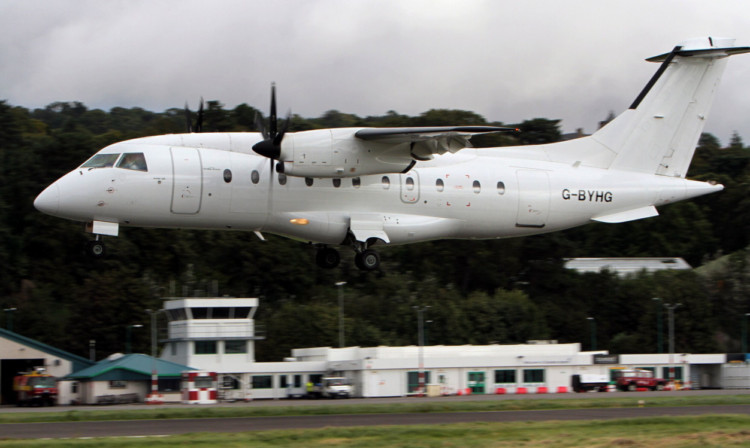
[126,324,143,354]
[3,307,16,332]
[587,317,596,351]
[413,305,430,396]
[145,309,163,404]
[742,313,750,354]
[336,282,346,348]
[653,297,663,353]
[665,303,682,384]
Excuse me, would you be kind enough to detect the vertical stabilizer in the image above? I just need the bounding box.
[594,37,749,177]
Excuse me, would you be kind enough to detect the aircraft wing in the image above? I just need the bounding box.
[354,126,516,160]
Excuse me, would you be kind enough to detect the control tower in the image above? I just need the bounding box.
[160,298,263,372]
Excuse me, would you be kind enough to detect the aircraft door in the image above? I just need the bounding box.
[399,171,420,203]
[170,147,203,214]
[515,170,550,228]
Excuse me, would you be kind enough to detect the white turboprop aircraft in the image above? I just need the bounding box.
[34,37,749,271]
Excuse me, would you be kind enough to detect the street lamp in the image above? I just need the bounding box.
[145,309,162,404]
[742,313,750,354]
[3,307,17,332]
[126,324,143,354]
[587,317,596,351]
[652,297,663,353]
[413,305,430,396]
[335,282,346,348]
[664,302,682,383]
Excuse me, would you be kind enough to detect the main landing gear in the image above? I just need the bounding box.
[315,245,381,272]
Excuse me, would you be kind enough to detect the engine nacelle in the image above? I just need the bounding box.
[278,128,414,178]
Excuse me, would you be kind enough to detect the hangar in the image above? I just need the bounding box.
[0,327,92,405]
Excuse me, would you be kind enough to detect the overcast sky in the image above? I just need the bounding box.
[2,0,750,144]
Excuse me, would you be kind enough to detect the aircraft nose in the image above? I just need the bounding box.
[34,183,60,215]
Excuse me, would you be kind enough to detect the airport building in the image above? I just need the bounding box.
[1,296,749,403]
[155,297,750,399]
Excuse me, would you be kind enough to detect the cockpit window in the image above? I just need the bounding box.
[81,153,120,169]
[117,153,148,172]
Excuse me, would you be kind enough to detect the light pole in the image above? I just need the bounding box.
[653,297,663,353]
[413,305,430,396]
[587,317,596,351]
[145,309,162,404]
[664,302,682,383]
[3,307,16,332]
[126,324,143,354]
[335,282,346,348]
[742,313,750,354]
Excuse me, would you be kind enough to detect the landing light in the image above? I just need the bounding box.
[290,218,309,225]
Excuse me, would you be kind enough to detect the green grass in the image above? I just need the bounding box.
[1,415,750,447]
[1,394,750,424]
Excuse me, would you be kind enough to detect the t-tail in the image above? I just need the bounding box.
[594,37,750,177]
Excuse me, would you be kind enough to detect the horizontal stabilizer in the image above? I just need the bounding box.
[592,206,659,224]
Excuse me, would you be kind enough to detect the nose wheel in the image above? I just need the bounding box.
[86,239,106,259]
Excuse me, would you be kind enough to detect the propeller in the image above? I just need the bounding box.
[253,83,290,171]
[185,98,204,133]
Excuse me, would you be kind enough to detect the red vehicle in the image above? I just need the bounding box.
[13,368,58,406]
[613,369,667,391]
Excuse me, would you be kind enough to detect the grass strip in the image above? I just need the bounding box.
[2,414,750,447]
[1,394,750,424]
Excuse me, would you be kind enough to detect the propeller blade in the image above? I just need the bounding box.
[274,110,291,145]
[195,97,204,133]
[254,111,268,139]
[185,102,192,132]
[269,83,277,138]
[252,83,287,161]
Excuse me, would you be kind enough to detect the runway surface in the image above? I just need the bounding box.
[4,403,750,439]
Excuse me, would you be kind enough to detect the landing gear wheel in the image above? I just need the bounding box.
[315,247,341,269]
[355,249,380,271]
[86,240,106,259]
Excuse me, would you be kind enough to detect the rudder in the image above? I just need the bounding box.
[594,37,749,178]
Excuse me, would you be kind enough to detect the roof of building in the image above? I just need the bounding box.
[564,257,691,277]
[66,353,195,381]
[0,327,94,372]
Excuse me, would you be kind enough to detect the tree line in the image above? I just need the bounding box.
[1,99,749,362]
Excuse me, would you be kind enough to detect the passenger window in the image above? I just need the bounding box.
[305,177,314,187]
[497,181,506,195]
[436,178,444,192]
[406,177,415,191]
[251,170,260,184]
[382,176,390,189]
[333,178,341,188]
[223,169,232,183]
[278,173,287,186]
[352,177,361,188]
[82,153,120,169]
[116,153,148,172]
[473,180,481,194]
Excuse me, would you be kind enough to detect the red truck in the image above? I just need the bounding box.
[13,368,58,406]
[613,369,667,391]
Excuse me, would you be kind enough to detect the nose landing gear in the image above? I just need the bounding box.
[86,238,106,259]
